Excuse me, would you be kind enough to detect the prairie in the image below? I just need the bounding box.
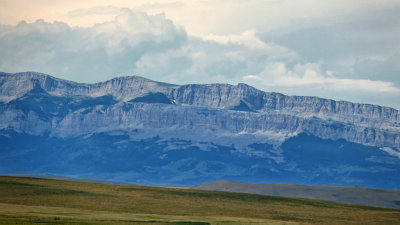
[0,176,399,224]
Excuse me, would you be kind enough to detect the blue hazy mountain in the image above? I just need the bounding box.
[1,72,399,188]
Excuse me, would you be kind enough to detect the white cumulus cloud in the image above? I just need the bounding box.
[244,62,400,94]
[0,9,186,82]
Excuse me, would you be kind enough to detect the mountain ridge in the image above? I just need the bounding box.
[1,71,399,112]
[1,71,398,149]
[1,71,400,188]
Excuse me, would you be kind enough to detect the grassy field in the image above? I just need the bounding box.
[196,181,400,209]
[0,176,399,224]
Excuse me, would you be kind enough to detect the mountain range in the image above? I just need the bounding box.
[1,71,399,188]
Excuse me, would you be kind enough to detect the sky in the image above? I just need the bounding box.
[0,0,399,109]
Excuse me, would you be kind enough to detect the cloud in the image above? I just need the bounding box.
[0,9,186,82]
[242,61,400,109]
[260,5,400,87]
[0,7,399,108]
[133,30,300,84]
[243,62,400,94]
[353,53,400,86]
[134,2,185,11]
[203,30,270,50]
[67,6,121,17]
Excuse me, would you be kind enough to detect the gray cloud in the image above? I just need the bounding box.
[353,53,400,84]
[261,6,400,86]
[0,9,186,82]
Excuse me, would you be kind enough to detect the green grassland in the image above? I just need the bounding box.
[0,176,399,224]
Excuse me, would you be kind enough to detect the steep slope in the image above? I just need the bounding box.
[1,72,400,188]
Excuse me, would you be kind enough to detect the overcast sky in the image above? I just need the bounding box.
[0,0,399,109]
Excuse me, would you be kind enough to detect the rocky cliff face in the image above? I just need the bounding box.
[1,72,400,187]
[1,72,399,150]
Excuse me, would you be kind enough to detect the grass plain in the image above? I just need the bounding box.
[196,181,400,209]
[0,176,399,224]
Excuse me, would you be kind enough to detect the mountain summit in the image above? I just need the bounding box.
[1,72,399,188]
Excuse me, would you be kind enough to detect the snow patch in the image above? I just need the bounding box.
[380,147,400,159]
